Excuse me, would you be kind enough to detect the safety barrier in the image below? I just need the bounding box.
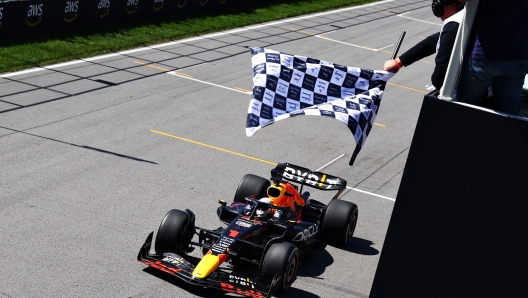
[0,0,247,37]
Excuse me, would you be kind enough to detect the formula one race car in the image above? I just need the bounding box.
[137,162,358,297]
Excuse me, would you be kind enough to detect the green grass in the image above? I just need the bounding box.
[0,0,379,74]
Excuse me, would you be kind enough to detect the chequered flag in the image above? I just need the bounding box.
[246,47,394,165]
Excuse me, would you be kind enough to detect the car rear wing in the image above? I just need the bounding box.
[270,163,347,200]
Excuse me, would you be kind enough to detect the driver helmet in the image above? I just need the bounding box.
[255,198,272,219]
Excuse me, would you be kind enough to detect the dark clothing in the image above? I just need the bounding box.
[468,0,528,61]
[399,22,459,89]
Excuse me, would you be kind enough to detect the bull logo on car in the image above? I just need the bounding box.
[292,224,318,242]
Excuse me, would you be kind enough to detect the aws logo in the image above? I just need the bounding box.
[153,0,164,12]
[198,0,227,6]
[63,1,79,23]
[176,0,186,8]
[126,0,139,15]
[26,4,43,27]
[97,0,110,18]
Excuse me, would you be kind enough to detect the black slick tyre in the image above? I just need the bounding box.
[155,209,195,255]
[321,200,358,246]
[233,174,271,203]
[260,242,299,293]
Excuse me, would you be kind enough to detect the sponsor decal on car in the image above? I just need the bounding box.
[220,282,264,298]
[162,255,184,266]
[292,224,318,242]
[229,275,255,288]
[141,259,182,275]
[211,236,235,253]
[236,220,252,228]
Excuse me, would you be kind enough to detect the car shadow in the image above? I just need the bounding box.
[338,237,380,256]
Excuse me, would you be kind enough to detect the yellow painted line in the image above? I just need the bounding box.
[134,60,192,77]
[388,82,428,94]
[374,122,385,127]
[376,9,396,15]
[378,49,393,55]
[150,129,277,166]
[235,87,252,94]
[289,28,316,36]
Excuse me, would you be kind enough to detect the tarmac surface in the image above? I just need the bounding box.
[1,0,447,297]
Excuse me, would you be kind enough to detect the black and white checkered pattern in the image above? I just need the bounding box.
[246,47,394,165]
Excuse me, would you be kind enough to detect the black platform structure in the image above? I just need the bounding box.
[370,93,528,297]
[370,1,528,296]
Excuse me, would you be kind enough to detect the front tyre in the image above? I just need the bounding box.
[155,209,195,255]
[321,200,358,246]
[260,242,299,293]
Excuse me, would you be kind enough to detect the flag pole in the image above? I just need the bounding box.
[391,31,406,60]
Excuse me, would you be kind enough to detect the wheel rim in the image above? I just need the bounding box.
[346,212,357,243]
[284,252,298,286]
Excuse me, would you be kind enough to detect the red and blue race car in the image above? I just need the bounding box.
[137,162,358,297]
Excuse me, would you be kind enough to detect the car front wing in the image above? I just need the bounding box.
[137,232,273,298]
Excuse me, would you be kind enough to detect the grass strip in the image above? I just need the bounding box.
[0,0,379,74]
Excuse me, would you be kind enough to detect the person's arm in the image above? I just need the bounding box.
[383,32,439,73]
[431,22,458,89]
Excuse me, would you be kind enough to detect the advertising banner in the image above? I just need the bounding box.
[0,0,253,38]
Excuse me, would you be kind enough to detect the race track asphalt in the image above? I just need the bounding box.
[0,0,441,297]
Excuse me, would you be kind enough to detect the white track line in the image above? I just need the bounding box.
[167,71,251,94]
[316,154,346,171]
[377,43,395,50]
[315,35,378,51]
[397,12,442,26]
[0,0,395,78]
[348,187,395,201]
[316,154,396,201]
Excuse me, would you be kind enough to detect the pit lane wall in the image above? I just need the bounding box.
[0,0,246,37]
[370,94,528,297]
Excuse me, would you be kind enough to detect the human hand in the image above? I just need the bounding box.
[383,58,401,73]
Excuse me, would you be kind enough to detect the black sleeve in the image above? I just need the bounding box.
[431,22,458,89]
[398,32,439,67]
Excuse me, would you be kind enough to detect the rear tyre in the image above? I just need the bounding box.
[260,242,299,293]
[233,174,271,203]
[155,209,195,255]
[321,200,358,246]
